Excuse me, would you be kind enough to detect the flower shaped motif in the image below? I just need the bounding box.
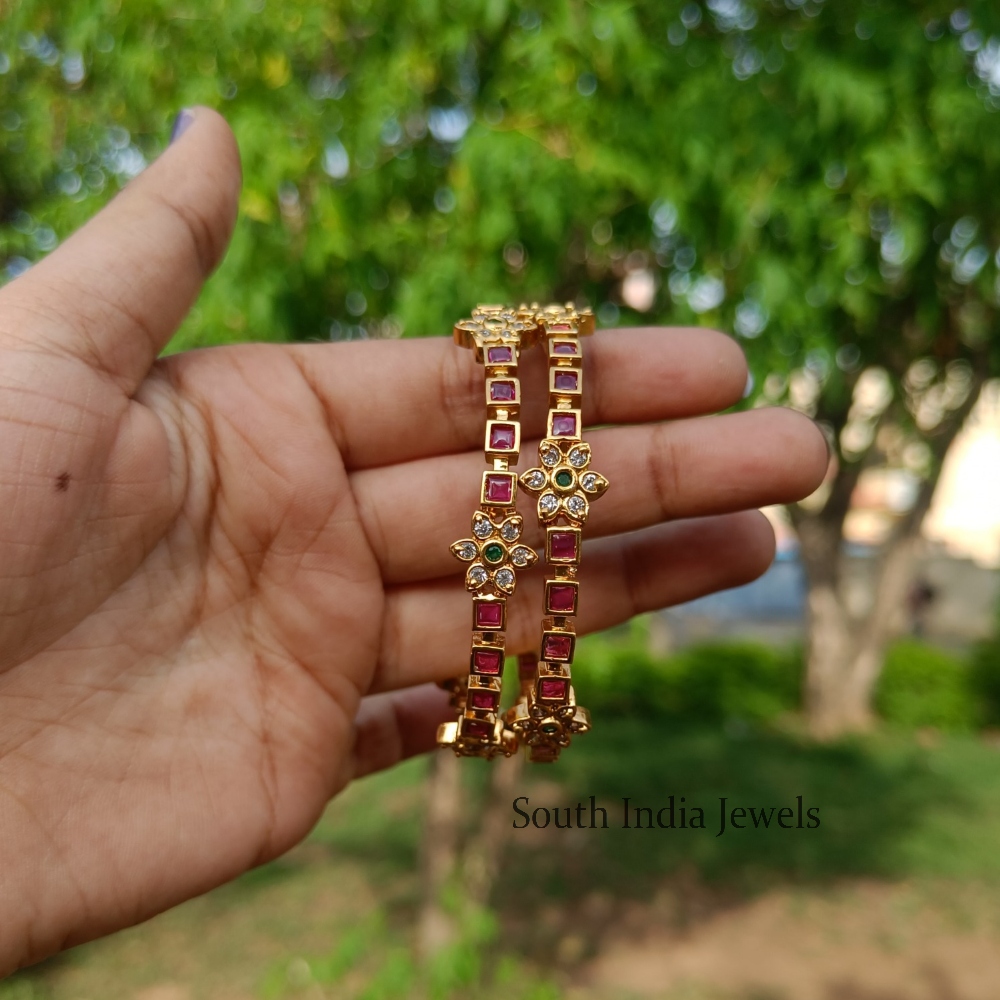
[451,511,538,594]
[519,438,609,525]
[453,305,539,356]
[506,693,591,752]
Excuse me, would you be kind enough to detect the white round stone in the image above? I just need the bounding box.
[474,519,493,539]
[469,565,488,586]
[541,445,559,467]
[501,520,520,541]
[496,568,515,589]
[567,495,586,516]
[524,469,546,489]
[581,473,598,491]
[568,447,587,468]
[457,541,477,560]
[539,493,559,514]
[511,546,531,567]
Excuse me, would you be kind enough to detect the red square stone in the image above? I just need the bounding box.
[483,473,514,504]
[552,341,579,355]
[554,370,579,392]
[464,718,493,740]
[538,677,568,700]
[475,600,504,630]
[542,633,574,662]
[490,380,516,402]
[469,688,500,711]
[472,648,503,674]
[489,423,517,450]
[547,583,577,614]
[549,531,578,562]
[551,412,578,437]
[487,345,513,364]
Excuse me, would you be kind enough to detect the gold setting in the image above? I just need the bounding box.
[438,305,540,759]
[507,302,608,764]
[438,301,608,763]
[521,438,609,526]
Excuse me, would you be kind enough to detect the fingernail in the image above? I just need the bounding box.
[169,109,195,145]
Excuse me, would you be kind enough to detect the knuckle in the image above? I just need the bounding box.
[437,346,482,450]
[647,423,682,519]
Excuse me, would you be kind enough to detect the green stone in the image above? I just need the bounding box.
[555,470,573,488]
[541,722,560,734]
[484,543,504,563]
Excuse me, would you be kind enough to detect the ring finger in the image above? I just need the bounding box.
[370,510,775,694]
[352,407,825,586]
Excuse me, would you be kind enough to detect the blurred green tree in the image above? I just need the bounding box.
[2,0,1000,733]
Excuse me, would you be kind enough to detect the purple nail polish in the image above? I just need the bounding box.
[169,109,195,144]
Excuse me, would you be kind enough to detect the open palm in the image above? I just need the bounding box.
[0,110,827,972]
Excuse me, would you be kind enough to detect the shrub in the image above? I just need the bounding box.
[576,627,988,734]
[876,639,978,732]
[573,622,801,726]
[968,626,1000,728]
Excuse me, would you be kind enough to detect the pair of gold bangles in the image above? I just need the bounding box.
[437,302,609,763]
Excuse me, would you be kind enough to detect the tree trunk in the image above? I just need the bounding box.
[462,752,524,909]
[417,748,524,961]
[796,367,987,737]
[646,612,674,658]
[802,533,922,737]
[417,751,462,960]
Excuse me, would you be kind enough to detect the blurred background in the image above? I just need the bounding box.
[4,0,1000,996]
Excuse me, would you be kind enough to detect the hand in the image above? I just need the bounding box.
[0,108,827,971]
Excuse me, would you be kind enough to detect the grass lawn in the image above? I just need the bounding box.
[7,718,1000,1000]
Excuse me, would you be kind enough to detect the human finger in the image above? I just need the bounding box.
[352,407,825,585]
[370,510,775,694]
[288,325,747,470]
[349,684,454,780]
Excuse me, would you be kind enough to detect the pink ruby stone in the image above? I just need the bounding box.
[547,584,577,613]
[464,718,493,739]
[475,600,504,629]
[487,345,513,364]
[550,531,578,561]
[490,380,516,402]
[473,649,503,674]
[542,634,574,661]
[552,341,578,355]
[489,423,516,450]
[554,370,579,392]
[552,412,578,437]
[469,688,500,711]
[484,474,513,504]
[538,677,568,700]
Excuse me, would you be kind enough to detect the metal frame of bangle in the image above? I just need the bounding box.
[437,304,541,759]
[506,302,609,763]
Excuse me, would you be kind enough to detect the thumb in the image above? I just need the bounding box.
[0,107,242,392]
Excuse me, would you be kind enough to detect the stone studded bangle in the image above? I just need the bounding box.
[436,305,541,759]
[506,303,609,763]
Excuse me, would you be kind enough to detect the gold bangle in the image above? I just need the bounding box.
[506,303,609,763]
[437,305,540,758]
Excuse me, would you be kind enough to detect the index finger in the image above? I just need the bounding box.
[288,325,747,471]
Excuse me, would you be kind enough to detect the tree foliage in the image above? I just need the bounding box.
[4,5,1000,733]
[1,0,998,369]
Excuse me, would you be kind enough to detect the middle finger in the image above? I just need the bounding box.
[351,406,826,586]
